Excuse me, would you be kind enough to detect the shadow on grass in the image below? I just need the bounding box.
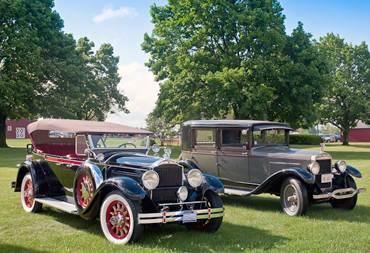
[221,194,370,223]
[0,244,50,253]
[36,205,288,252]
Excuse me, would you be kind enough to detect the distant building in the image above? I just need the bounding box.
[6,118,36,139]
[347,121,370,142]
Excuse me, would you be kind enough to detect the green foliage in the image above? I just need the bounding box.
[317,33,370,145]
[142,1,329,129]
[146,113,178,139]
[0,0,128,147]
[289,134,322,145]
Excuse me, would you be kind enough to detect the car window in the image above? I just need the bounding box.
[221,129,248,149]
[195,129,216,147]
[253,129,286,146]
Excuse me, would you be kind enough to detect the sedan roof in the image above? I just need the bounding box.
[27,119,152,135]
[182,120,293,130]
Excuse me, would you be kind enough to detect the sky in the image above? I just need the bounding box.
[53,0,370,128]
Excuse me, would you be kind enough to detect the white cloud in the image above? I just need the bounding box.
[93,5,138,24]
[105,62,159,128]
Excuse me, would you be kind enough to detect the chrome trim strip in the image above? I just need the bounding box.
[313,188,366,200]
[269,162,301,166]
[138,207,225,225]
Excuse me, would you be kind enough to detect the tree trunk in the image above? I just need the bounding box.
[0,112,8,148]
[342,127,350,146]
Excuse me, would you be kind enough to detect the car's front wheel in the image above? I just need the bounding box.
[185,191,223,232]
[331,176,358,210]
[280,177,308,216]
[100,191,143,244]
[21,173,42,213]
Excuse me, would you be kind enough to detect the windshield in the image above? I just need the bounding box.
[89,134,149,149]
[253,129,287,146]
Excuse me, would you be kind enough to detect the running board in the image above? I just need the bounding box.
[35,197,78,214]
[224,188,252,196]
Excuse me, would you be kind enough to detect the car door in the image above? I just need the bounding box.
[190,128,219,177]
[218,128,250,186]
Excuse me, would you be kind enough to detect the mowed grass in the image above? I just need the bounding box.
[1,142,370,252]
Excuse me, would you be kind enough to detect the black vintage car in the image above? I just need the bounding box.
[12,119,224,244]
[179,120,366,216]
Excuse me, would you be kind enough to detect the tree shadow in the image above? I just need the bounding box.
[221,194,370,223]
[0,244,50,253]
[36,205,288,251]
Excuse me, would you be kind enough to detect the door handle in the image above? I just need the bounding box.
[211,151,217,154]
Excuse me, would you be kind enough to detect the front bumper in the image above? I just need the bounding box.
[138,201,225,224]
[313,187,366,200]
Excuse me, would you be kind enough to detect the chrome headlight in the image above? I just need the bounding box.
[177,186,188,201]
[142,170,159,190]
[96,153,105,162]
[307,162,320,175]
[187,169,203,188]
[335,160,347,173]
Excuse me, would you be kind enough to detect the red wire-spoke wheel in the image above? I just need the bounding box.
[185,191,223,233]
[21,173,42,213]
[100,191,143,244]
[76,173,94,208]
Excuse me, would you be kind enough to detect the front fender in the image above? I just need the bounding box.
[346,165,362,178]
[252,167,315,195]
[97,177,147,201]
[201,174,224,195]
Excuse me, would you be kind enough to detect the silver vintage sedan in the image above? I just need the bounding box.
[179,120,366,216]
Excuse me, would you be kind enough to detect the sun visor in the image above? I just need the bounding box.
[253,124,294,131]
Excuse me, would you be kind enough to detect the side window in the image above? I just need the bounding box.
[253,129,286,146]
[76,135,88,155]
[195,129,216,147]
[221,129,248,149]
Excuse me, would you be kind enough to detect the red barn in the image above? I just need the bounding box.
[347,121,370,142]
[6,118,36,139]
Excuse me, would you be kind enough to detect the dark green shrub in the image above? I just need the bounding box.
[289,134,322,145]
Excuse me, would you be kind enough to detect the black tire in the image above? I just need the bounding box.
[185,191,223,232]
[331,176,358,210]
[74,168,96,211]
[280,177,308,216]
[100,191,144,244]
[21,173,43,213]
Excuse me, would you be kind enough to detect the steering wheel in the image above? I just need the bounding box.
[118,143,137,148]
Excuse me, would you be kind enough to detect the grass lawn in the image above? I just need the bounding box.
[1,143,369,252]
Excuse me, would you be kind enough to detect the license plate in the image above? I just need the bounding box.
[321,174,333,183]
[183,211,197,223]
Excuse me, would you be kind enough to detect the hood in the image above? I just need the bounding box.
[252,145,321,161]
[109,154,165,168]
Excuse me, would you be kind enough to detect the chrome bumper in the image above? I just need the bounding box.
[313,187,366,200]
[138,206,225,225]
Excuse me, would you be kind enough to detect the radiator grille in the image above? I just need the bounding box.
[316,159,332,189]
[152,163,184,203]
[154,163,183,187]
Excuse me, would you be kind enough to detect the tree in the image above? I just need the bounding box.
[142,0,329,129]
[0,0,129,148]
[317,33,370,145]
[40,37,128,121]
[0,0,67,147]
[146,113,178,145]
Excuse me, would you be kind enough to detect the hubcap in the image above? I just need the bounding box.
[77,175,93,208]
[285,185,298,212]
[107,201,130,239]
[24,179,34,208]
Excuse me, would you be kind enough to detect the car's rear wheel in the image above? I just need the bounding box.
[100,191,143,244]
[21,173,42,213]
[331,176,358,210]
[280,177,308,216]
[185,191,223,232]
